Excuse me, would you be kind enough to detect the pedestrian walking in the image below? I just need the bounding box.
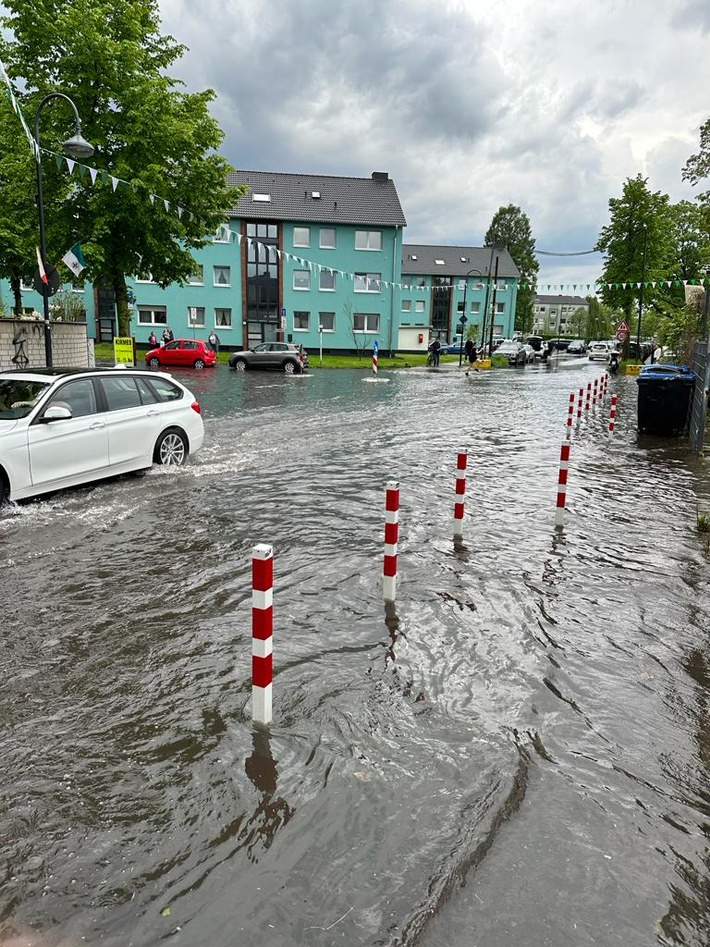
[208,329,220,354]
[429,337,441,367]
[148,330,158,348]
[464,337,478,375]
[162,327,174,345]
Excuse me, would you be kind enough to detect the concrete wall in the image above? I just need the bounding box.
[0,319,90,371]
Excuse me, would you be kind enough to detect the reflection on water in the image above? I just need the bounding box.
[1,364,709,946]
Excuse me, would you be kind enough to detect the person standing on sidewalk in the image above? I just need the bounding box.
[208,329,220,355]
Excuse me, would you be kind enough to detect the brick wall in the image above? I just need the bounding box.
[0,319,90,371]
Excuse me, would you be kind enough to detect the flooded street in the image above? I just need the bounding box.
[1,358,709,947]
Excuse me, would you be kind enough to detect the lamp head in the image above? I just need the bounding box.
[62,132,94,160]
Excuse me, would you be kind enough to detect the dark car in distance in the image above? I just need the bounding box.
[229,342,309,374]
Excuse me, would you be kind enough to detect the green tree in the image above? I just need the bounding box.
[595,175,675,324]
[0,98,37,315]
[668,200,710,282]
[585,296,614,341]
[0,0,241,335]
[484,204,539,334]
[682,116,710,206]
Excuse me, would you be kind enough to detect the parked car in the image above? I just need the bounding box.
[0,367,204,505]
[566,339,587,354]
[494,340,527,366]
[146,339,217,369]
[491,336,506,352]
[526,335,544,354]
[229,342,309,374]
[522,343,536,363]
[439,341,465,355]
[588,341,612,361]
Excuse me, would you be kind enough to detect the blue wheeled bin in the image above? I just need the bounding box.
[636,363,696,436]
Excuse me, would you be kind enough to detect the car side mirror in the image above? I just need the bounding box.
[41,405,72,422]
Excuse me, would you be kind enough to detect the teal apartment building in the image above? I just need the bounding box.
[1,169,520,353]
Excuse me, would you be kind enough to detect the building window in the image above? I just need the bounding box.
[293,270,311,291]
[135,273,153,283]
[457,301,465,314]
[214,266,231,286]
[354,272,381,293]
[319,270,336,291]
[318,311,335,331]
[293,227,310,248]
[415,301,425,313]
[247,222,278,239]
[293,311,310,331]
[355,230,382,251]
[215,308,232,328]
[471,301,480,313]
[496,302,505,313]
[320,228,336,249]
[402,300,411,311]
[189,264,204,285]
[252,193,271,202]
[353,312,380,332]
[137,305,167,325]
[71,279,85,293]
[213,224,231,243]
[188,306,206,328]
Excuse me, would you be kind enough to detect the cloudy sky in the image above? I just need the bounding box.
[159,0,709,290]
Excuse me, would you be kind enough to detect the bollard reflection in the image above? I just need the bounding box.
[242,724,294,862]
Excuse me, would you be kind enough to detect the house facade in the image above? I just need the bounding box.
[532,295,589,336]
[1,170,522,354]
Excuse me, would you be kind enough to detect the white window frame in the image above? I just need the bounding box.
[355,230,382,251]
[293,226,311,248]
[189,264,204,285]
[496,302,505,314]
[354,272,381,293]
[188,306,206,328]
[135,273,153,284]
[415,301,425,313]
[402,300,411,311]
[293,270,311,291]
[318,311,335,332]
[471,301,480,313]
[215,308,232,328]
[137,305,167,326]
[319,228,336,249]
[293,311,310,331]
[213,265,231,287]
[353,312,380,333]
[319,270,336,291]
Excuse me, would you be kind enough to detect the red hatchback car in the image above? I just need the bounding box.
[145,339,217,370]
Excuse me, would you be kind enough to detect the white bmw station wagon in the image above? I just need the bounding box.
[0,367,204,505]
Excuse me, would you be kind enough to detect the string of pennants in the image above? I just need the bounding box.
[3,57,709,295]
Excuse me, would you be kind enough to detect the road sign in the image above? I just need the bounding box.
[616,330,629,342]
[34,264,60,297]
[616,319,630,333]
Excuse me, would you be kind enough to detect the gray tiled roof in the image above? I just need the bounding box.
[227,170,407,227]
[401,244,520,279]
[535,295,588,305]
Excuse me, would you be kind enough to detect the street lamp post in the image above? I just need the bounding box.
[458,267,483,366]
[487,251,502,357]
[34,93,94,368]
[636,223,648,356]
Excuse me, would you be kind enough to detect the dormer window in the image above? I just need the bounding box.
[311,191,321,199]
[252,193,271,202]
[435,259,445,265]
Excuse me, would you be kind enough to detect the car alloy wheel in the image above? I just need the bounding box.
[234,359,247,371]
[154,429,187,466]
[283,360,297,374]
[194,359,205,369]
[149,357,160,367]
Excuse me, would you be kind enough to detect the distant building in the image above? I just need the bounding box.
[533,295,589,336]
[401,244,519,346]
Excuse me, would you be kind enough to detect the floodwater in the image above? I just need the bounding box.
[1,357,709,947]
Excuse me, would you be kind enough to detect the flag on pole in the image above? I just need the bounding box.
[36,246,48,285]
[61,243,86,277]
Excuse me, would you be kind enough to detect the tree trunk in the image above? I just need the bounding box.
[112,273,130,336]
[10,272,23,317]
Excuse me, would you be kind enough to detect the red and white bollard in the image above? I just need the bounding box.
[585,382,591,413]
[566,391,575,436]
[372,346,378,377]
[252,544,274,725]
[592,377,599,406]
[555,442,571,527]
[608,394,618,433]
[577,386,584,421]
[454,450,467,540]
[383,480,399,601]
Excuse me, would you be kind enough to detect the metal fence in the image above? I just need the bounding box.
[689,340,710,453]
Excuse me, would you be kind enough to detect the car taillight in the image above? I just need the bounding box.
[191,401,201,414]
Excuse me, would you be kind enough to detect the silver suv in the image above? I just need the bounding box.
[229,342,309,374]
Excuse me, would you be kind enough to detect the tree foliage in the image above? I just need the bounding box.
[682,116,710,206]
[0,0,241,334]
[0,98,38,315]
[484,204,539,335]
[595,175,677,322]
